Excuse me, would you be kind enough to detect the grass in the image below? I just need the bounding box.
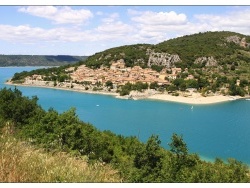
[0,125,122,183]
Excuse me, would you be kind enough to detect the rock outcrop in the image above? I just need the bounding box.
[225,35,250,48]
[146,49,181,68]
[194,56,218,67]
[226,35,241,44]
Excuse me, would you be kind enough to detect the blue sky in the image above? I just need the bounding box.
[1,5,250,56]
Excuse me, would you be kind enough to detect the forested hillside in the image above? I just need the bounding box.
[0,87,249,182]
[0,55,87,67]
[83,44,153,68]
[80,31,250,70]
[155,31,250,65]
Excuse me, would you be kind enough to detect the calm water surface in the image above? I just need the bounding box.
[1,67,250,165]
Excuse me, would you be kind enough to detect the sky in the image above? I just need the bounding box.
[1,4,250,56]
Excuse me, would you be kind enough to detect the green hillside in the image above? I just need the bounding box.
[81,31,249,69]
[155,31,250,64]
[0,55,87,67]
[83,43,153,68]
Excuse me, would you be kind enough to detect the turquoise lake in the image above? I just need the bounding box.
[1,67,250,165]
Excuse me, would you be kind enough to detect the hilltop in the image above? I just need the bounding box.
[83,31,250,70]
[8,31,250,99]
[0,55,87,67]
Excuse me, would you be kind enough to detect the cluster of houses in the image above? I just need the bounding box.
[23,59,198,91]
[69,60,184,87]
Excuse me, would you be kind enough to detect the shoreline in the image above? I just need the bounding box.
[147,92,245,105]
[5,81,247,105]
[5,82,119,97]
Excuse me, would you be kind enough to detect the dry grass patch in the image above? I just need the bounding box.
[0,133,122,183]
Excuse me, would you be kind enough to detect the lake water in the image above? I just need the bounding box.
[1,67,250,165]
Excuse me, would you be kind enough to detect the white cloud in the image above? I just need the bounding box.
[131,10,187,25]
[127,8,250,43]
[92,12,136,42]
[0,24,96,43]
[127,10,193,43]
[194,9,250,35]
[0,22,135,45]
[96,11,103,16]
[95,21,134,42]
[101,13,120,23]
[18,6,93,25]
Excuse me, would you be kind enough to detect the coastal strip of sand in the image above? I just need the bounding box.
[5,81,245,105]
[147,93,243,105]
[5,81,119,97]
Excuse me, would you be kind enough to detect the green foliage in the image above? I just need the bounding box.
[169,133,188,157]
[151,65,164,72]
[149,82,159,90]
[119,82,149,96]
[133,135,165,182]
[0,87,43,126]
[228,78,246,96]
[105,80,113,88]
[83,44,152,69]
[166,85,178,92]
[11,65,71,82]
[155,31,246,66]
[172,78,199,91]
[0,87,250,183]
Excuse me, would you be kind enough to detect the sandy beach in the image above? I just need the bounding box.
[6,81,245,105]
[148,92,243,105]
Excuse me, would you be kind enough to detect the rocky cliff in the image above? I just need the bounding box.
[194,56,218,67]
[146,49,181,68]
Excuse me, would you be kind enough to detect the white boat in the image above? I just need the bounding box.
[191,106,193,110]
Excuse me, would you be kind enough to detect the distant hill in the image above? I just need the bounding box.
[154,31,250,67]
[0,55,88,67]
[82,31,250,70]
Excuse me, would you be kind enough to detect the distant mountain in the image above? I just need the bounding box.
[0,55,88,67]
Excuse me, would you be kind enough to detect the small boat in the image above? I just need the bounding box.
[96,104,99,106]
[191,106,193,110]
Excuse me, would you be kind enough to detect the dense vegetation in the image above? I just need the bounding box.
[155,31,250,66]
[10,64,74,84]
[0,55,87,67]
[80,31,250,70]
[80,44,153,69]
[0,87,249,182]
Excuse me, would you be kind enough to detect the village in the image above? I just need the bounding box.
[22,59,197,97]
[67,59,187,87]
